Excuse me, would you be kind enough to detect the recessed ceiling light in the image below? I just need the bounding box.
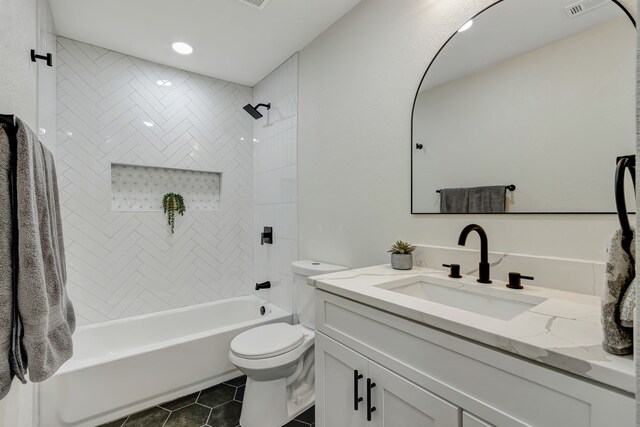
[143,121,154,127]
[458,20,473,32]
[156,79,172,87]
[172,42,193,55]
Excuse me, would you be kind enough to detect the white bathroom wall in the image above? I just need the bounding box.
[252,55,299,313]
[36,0,57,156]
[56,37,254,325]
[0,0,56,154]
[297,0,637,292]
[0,0,37,129]
[0,0,55,421]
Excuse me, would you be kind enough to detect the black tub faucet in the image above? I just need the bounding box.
[457,224,492,284]
[255,281,271,291]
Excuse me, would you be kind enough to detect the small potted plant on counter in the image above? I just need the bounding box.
[388,240,416,270]
[162,192,185,234]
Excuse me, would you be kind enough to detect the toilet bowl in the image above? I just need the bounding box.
[229,260,347,427]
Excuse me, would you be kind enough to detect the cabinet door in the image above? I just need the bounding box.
[368,361,460,427]
[316,333,368,427]
[463,411,494,427]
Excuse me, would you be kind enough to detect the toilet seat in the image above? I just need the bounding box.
[231,323,305,359]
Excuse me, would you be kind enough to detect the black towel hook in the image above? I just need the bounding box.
[615,155,636,251]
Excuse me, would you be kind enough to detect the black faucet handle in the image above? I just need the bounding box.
[261,226,273,245]
[442,264,462,279]
[507,272,534,289]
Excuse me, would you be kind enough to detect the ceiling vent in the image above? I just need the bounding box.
[238,0,269,9]
[564,0,608,17]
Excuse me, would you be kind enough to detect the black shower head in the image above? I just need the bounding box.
[243,103,271,120]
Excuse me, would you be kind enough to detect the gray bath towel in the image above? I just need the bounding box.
[439,187,469,213]
[468,186,506,213]
[0,125,13,399]
[620,277,635,328]
[15,118,75,382]
[601,228,635,355]
[2,126,29,388]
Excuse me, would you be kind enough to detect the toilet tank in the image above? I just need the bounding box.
[292,260,348,329]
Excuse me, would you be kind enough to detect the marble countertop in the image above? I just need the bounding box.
[310,265,635,394]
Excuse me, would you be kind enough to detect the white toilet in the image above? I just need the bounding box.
[229,260,347,427]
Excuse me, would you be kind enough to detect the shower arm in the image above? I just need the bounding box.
[254,103,271,111]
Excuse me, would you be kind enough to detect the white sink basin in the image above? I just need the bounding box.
[375,276,547,321]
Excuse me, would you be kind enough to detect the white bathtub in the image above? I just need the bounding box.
[37,295,291,427]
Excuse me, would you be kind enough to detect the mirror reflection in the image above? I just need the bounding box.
[411,0,635,214]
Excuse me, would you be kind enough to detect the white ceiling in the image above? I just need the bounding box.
[420,0,632,92]
[50,0,362,86]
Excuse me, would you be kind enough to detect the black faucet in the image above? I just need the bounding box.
[457,224,492,284]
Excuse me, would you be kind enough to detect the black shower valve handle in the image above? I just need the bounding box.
[261,226,273,245]
[443,263,462,278]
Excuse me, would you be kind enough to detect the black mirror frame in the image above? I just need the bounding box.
[410,0,636,215]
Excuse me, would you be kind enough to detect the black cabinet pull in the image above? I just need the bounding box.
[353,370,363,410]
[366,378,376,421]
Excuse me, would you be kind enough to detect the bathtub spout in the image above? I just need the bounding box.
[255,281,271,290]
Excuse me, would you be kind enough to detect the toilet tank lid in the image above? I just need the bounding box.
[291,260,348,277]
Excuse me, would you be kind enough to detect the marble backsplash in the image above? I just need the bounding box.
[413,245,606,296]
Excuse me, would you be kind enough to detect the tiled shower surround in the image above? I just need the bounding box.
[56,37,254,325]
[252,55,299,313]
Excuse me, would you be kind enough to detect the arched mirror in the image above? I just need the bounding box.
[411,0,636,214]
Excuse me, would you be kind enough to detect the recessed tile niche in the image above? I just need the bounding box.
[111,163,221,211]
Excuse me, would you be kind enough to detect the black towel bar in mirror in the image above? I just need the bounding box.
[436,185,515,194]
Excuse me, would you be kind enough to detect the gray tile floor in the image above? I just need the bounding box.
[99,376,315,427]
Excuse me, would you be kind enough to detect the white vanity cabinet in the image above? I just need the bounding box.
[368,355,460,426]
[316,333,459,427]
[315,289,635,427]
[316,332,369,427]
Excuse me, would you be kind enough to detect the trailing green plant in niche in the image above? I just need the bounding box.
[162,192,186,234]
[387,240,416,254]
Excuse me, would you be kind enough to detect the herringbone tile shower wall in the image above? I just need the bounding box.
[56,37,254,325]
